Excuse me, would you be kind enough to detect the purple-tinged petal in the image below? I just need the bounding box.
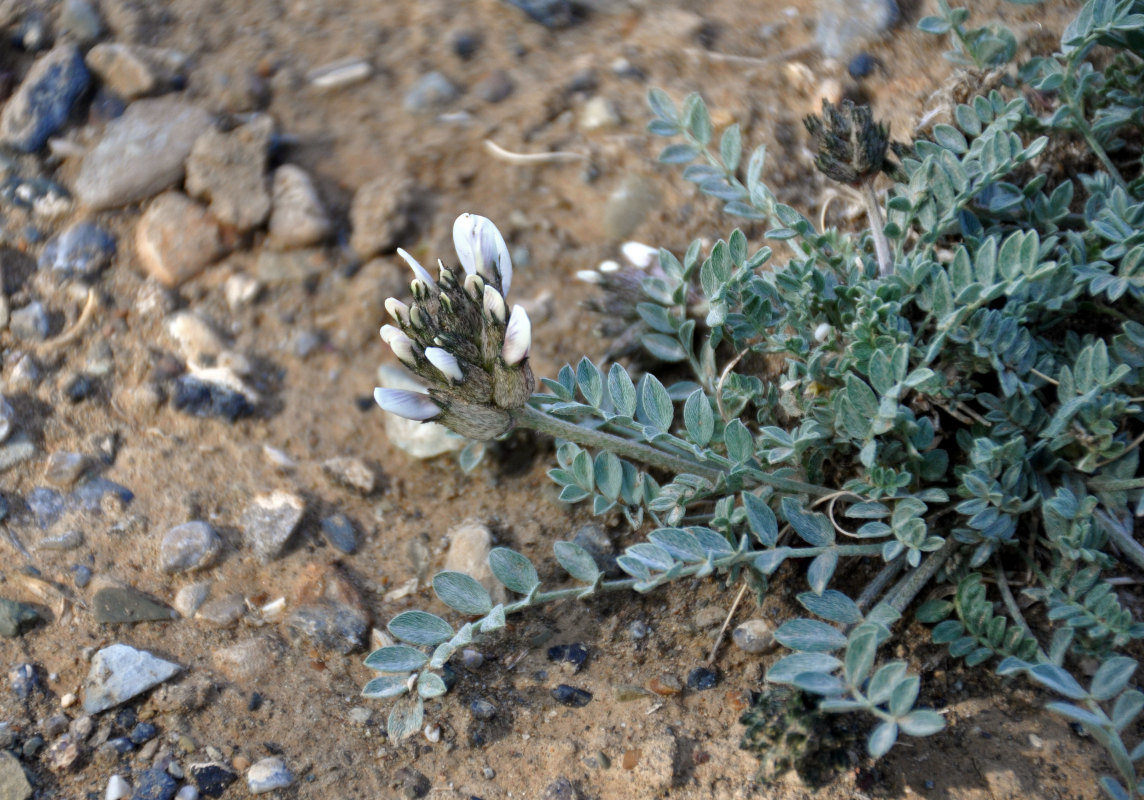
[453,213,512,296]
[374,388,440,421]
[424,346,464,382]
[388,331,415,364]
[502,304,531,366]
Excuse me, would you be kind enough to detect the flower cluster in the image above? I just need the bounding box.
[373,214,534,440]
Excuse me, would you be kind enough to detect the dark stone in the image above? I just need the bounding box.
[172,376,254,421]
[0,176,70,212]
[470,698,497,719]
[22,735,44,757]
[72,565,93,587]
[565,68,597,94]
[248,691,262,711]
[500,0,576,28]
[190,762,238,798]
[571,524,618,577]
[848,52,877,79]
[92,586,174,623]
[319,513,357,554]
[26,487,65,527]
[38,222,117,276]
[546,643,589,672]
[285,603,368,654]
[451,31,481,59]
[551,685,592,707]
[128,722,157,744]
[71,477,134,511]
[0,598,41,637]
[686,666,719,691]
[132,767,178,800]
[9,663,40,698]
[108,736,134,753]
[114,708,137,730]
[65,373,98,402]
[395,766,430,799]
[440,663,458,692]
[1,43,91,152]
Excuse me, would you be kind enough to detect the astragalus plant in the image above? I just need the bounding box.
[365,1,1144,795]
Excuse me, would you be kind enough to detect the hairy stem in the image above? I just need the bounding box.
[862,180,894,277]
[994,556,1049,663]
[882,537,960,613]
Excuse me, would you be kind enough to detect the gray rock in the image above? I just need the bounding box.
[501,0,575,28]
[82,643,182,714]
[160,521,222,573]
[59,0,103,43]
[254,248,328,285]
[85,43,187,100]
[246,757,293,794]
[132,766,177,800]
[194,593,245,627]
[815,0,899,59]
[92,586,175,624]
[444,520,507,605]
[38,221,117,276]
[348,176,415,259]
[403,71,459,112]
[268,165,330,250]
[35,529,84,551]
[241,490,304,562]
[321,456,376,494]
[135,192,225,287]
[0,431,37,474]
[0,751,33,800]
[286,603,369,654]
[320,513,357,554]
[185,115,273,232]
[0,43,90,152]
[474,70,514,104]
[43,451,90,488]
[9,663,39,698]
[0,395,14,443]
[173,581,211,618]
[74,98,212,210]
[603,174,660,240]
[732,619,776,653]
[10,301,50,342]
[0,598,41,637]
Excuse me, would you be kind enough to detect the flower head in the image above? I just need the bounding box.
[375,214,534,440]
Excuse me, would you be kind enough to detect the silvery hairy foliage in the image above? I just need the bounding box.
[363,2,1144,794]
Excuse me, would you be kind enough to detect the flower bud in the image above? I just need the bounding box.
[397,248,436,288]
[502,305,531,366]
[425,346,464,383]
[454,213,513,296]
[483,285,506,325]
[374,388,441,421]
[385,298,410,326]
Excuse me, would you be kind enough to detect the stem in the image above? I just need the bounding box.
[861,181,894,277]
[994,556,1049,663]
[1074,115,1129,194]
[1095,510,1144,572]
[1087,477,1144,492]
[882,536,960,613]
[855,555,906,613]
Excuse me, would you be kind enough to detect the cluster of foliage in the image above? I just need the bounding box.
[364,0,1144,795]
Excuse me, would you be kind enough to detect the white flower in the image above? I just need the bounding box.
[453,213,513,296]
[387,330,415,364]
[483,284,506,324]
[385,298,410,325]
[373,388,441,421]
[396,247,436,288]
[502,304,531,366]
[424,346,464,382]
[620,241,658,268]
[814,322,833,342]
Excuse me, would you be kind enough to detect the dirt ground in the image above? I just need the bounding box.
[0,0,1119,798]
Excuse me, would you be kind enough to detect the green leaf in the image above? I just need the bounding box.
[685,94,713,145]
[792,671,847,696]
[868,721,899,758]
[594,451,623,501]
[744,493,778,547]
[868,662,909,705]
[659,143,699,164]
[433,571,494,616]
[782,497,834,546]
[767,652,843,683]
[1099,777,1129,800]
[898,710,946,736]
[798,590,863,625]
[845,628,879,686]
[362,674,410,699]
[1112,689,1144,730]
[481,605,506,633]
[649,528,705,561]
[577,357,603,407]
[387,694,424,741]
[364,645,429,673]
[417,671,448,699]
[807,551,838,594]
[754,547,791,574]
[638,373,674,431]
[1029,663,1088,700]
[1091,658,1138,702]
[724,420,754,464]
[775,619,848,652]
[916,599,954,624]
[642,333,688,362]
[647,88,679,123]
[720,124,742,173]
[608,363,637,418]
[683,389,715,447]
[488,548,541,595]
[889,675,921,716]
[554,541,600,583]
[387,611,454,646]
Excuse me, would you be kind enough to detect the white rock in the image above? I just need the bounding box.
[105,774,132,800]
[166,311,227,365]
[268,165,330,250]
[82,644,182,714]
[247,757,294,794]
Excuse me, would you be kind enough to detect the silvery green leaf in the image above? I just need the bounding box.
[627,542,675,571]
[616,555,652,581]
[362,674,410,699]
[683,389,714,446]
[571,449,594,490]
[433,571,493,616]
[576,357,603,407]
[744,493,778,546]
[417,671,448,699]
[388,611,454,646]
[554,541,600,583]
[450,622,474,647]
[766,652,843,683]
[1112,689,1144,730]
[642,333,688,362]
[690,526,735,556]
[365,645,429,673]
[754,547,791,574]
[867,662,909,705]
[720,124,742,173]
[889,676,921,716]
[481,604,507,633]
[798,590,863,625]
[897,710,945,736]
[387,694,424,741]
[1100,777,1130,800]
[428,642,455,669]
[1029,663,1088,700]
[865,603,902,628]
[637,373,673,431]
[559,485,591,503]
[867,721,899,758]
[845,501,890,519]
[724,419,754,464]
[845,628,879,686]
[684,94,712,145]
[647,88,678,123]
[607,363,637,418]
[792,671,846,696]
[1046,701,1107,729]
[818,698,868,713]
[489,548,540,595]
[458,441,485,473]
[775,619,847,652]
[649,528,704,561]
[1091,657,1138,702]
[594,451,622,501]
[782,497,834,546]
[807,551,838,595]
[996,657,1032,677]
[659,143,699,164]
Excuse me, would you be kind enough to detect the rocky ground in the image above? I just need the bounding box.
[0,0,1117,799]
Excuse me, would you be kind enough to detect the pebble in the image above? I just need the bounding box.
[0,43,90,152]
[189,761,237,798]
[0,598,41,637]
[732,619,776,653]
[171,374,254,421]
[129,723,158,744]
[547,643,589,672]
[212,637,277,684]
[444,520,507,606]
[64,372,98,402]
[348,176,415,259]
[224,273,261,310]
[423,723,440,743]
[185,115,273,232]
[848,52,877,79]
[815,0,899,59]
[613,685,653,702]
[10,301,50,341]
[474,70,514,104]
[135,192,225,287]
[195,593,245,627]
[693,606,725,630]
[603,174,660,241]
[286,601,368,654]
[501,0,574,28]
[133,767,178,800]
[6,354,42,392]
[451,31,481,59]
[403,72,460,112]
[74,98,213,210]
[72,565,93,587]
[35,529,85,551]
[83,643,181,713]
[37,221,117,276]
[648,674,682,696]
[246,757,293,794]
[322,456,376,494]
[165,311,227,365]
[26,487,65,527]
[160,520,223,573]
[628,620,650,640]
[85,43,187,100]
[92,586,174,624]
[0,395,13,442]
[461,649,485,670]
[10,663,40,698]
[319,512,357,554]
[60,0,103,43]
[43,451,90,488]
[306,58,372,91]
[106,774,132,800]
[46,734,82,771]
[580,96,621,131]
[0,432,33,474]
[375,365,464,458]
[175,786,198,800]
[686,666,719,691]
[552,685,593,707]
[241,490,305,562]
[470,698,497,719]
[268,165,330,249]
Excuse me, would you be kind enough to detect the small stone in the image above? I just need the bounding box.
[6,355,42,393]
[175,787,198,800]
[451,31,481,59]
[470,698,497,719]
[0,395,13,443]
[628,620,650,640]
[212,637,278,684]
[129,723,157,744]
[92,586,174,624]
[165,311,227,364]
[319,513,357,554]
[195,593,245,627]
[547,643,589,672]
[552,685,592,707]
[613,685,653,702]
[133,767,178,800]
[9,663,40,697]
[246,757,293,794]
[174,582,210,618]
[1028,733,1044,749]
[444,520,507,605]
[46,734,82,772]
[693,606,724,630]
[26,486,65,527]
[83,644,181,713]
[403,72,459,112]
[474,70,514,104]
[286,601,368,654]
[21,736,43,758]
[185,115,273,232]
[848,52,877,79]
[603,174,660,241]
[0,43,90,152]
[160,521,222,573]
[189,762,237,799]
[648,674,682,696]
[74,98,213,210]
[306,58,372,91]
[35,529,85,551]
[106,774,132,800]
[732,619,776,653]
[815,0,899,59]
[621,749,640,770]
[241,490,305,562]
[72,565,93,588]
[0,598,41,637]
[135,192,225,287]
[423,723,440,743]
[44,451,90,488]
[395,767,430,799]
[64,372,99,402]
[348,176,415,259]
[580,96,621,131]
[0,432,34,474]
[268,165,330,250]
[686,666,719,691]
[224,273,261,309]
[501,0,575,28]
[85,43,187,100]
[10,301,50,342]
[171,375,254,421]
[38,221,117,276]
[322,457,376,494]
[60,0,103,43]
[461,649,484,670]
